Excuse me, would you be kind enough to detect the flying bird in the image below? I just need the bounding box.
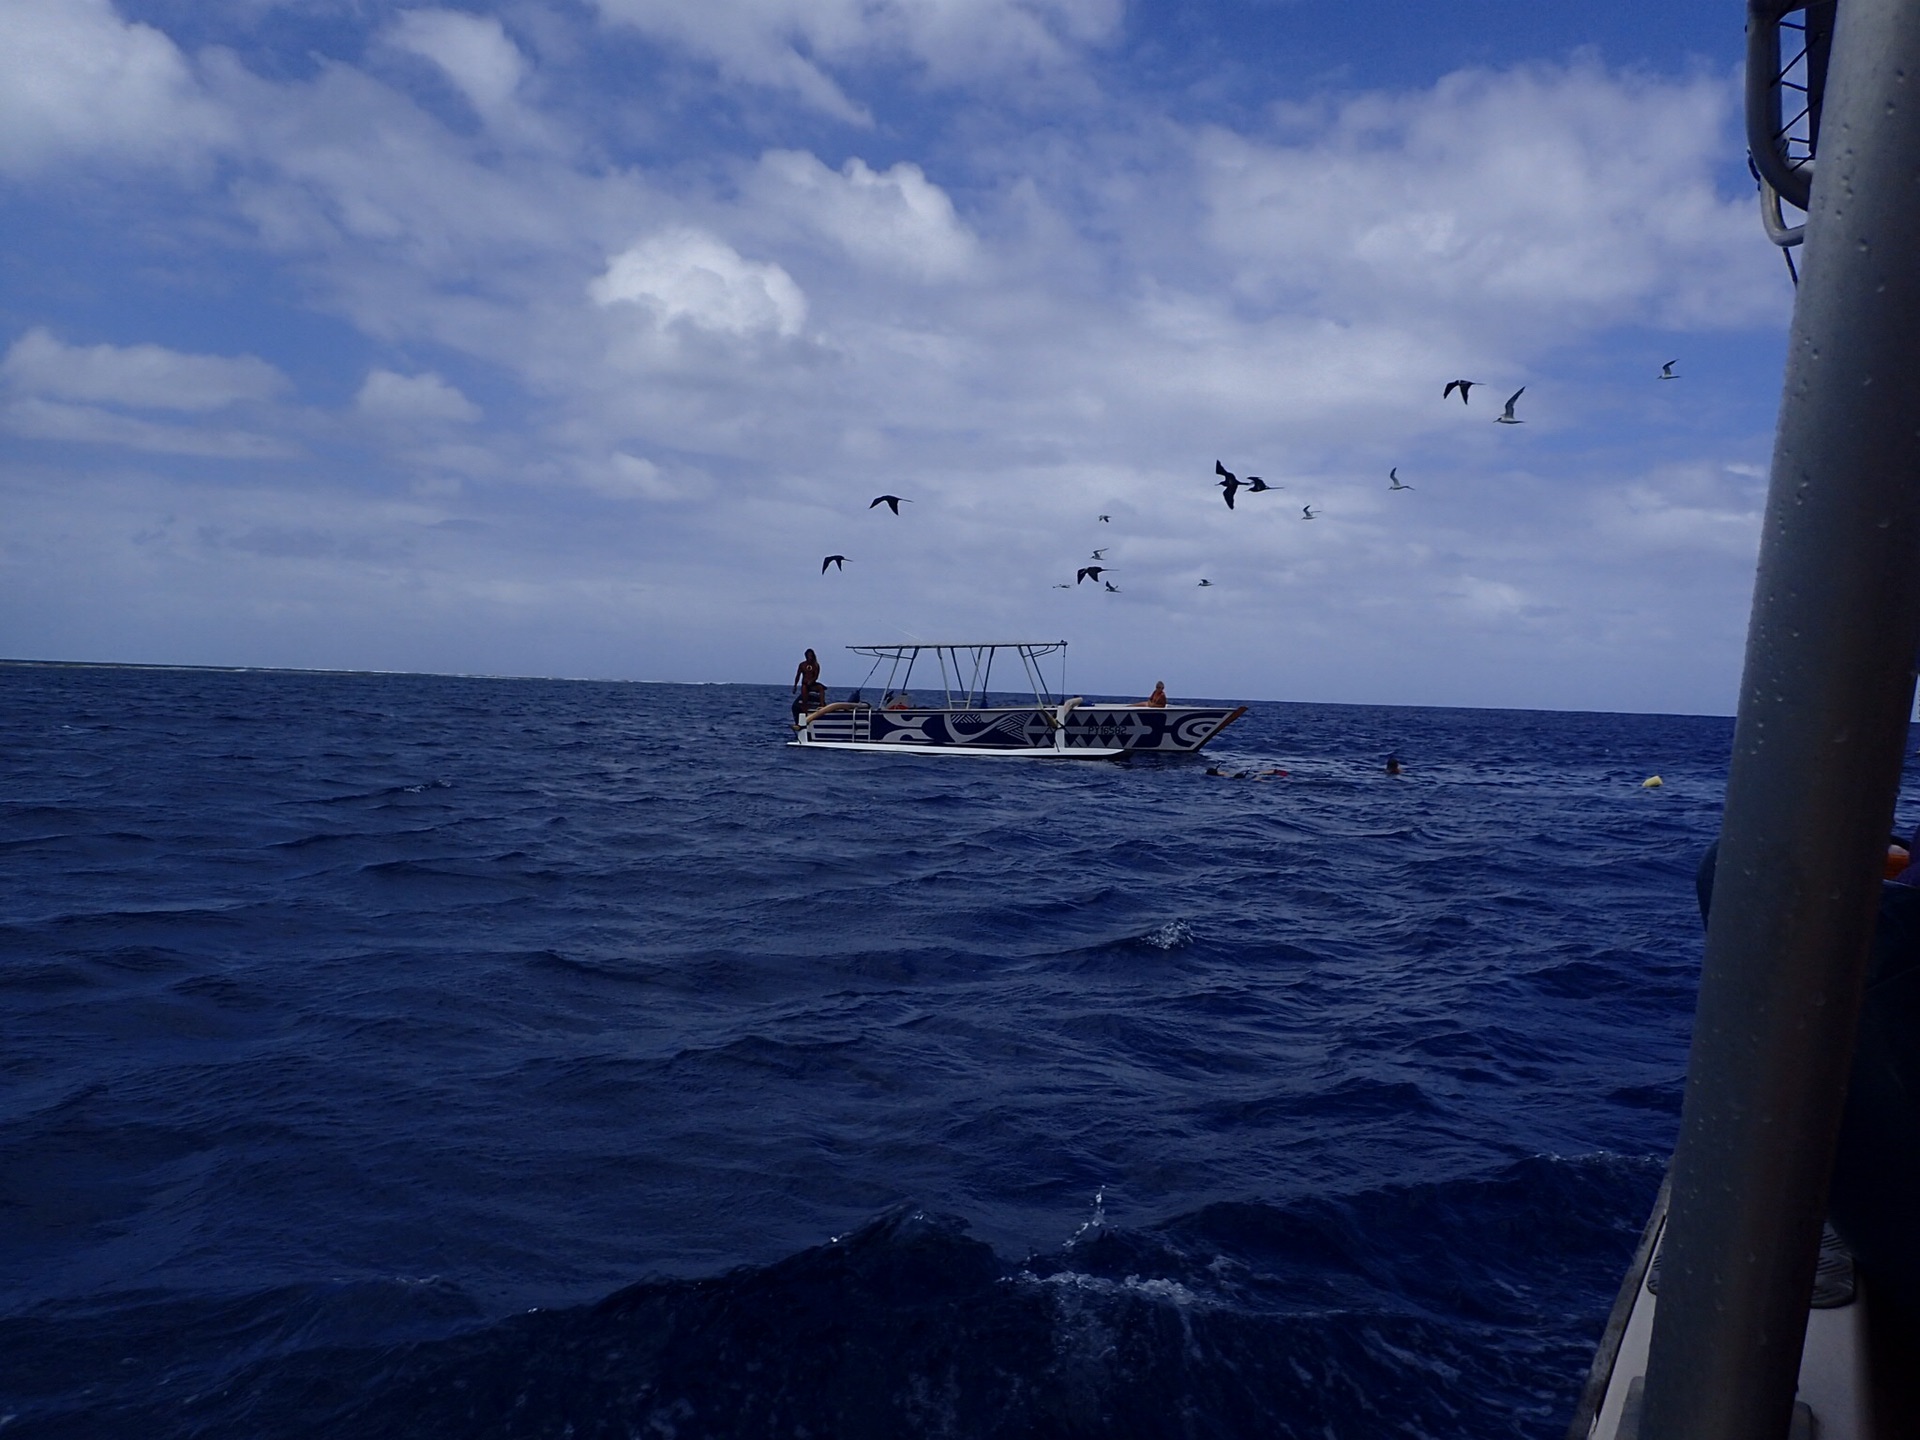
[1659,360,1680,379]
[1388,468,1412,491]
[1076,566,1108,584]
[1198,579,1214,587]
[1444,380,1478,405]
[1089,548,1107,560]
[1495,387,1527,424]
[1052,583,1072,589]
[1301,505,1317,520]
[821,555,847,573]
[1098,514,1111,523]
[1246,476,1275,493]
[1104,581,1121,592]
[1215,461,1243,510]
[869,495,909,514]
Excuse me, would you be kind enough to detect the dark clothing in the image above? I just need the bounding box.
[1830,881,1920,1317]
[1697,840,1920,1317]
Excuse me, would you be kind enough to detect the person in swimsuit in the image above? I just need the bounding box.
[1138,681,1167,708]
[792,649,826,718]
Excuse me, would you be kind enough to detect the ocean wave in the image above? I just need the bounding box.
[0,1158,1658,1439]
[0,669,1739,1438]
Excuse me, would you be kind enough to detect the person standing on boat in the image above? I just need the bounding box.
[792,649,826,718]
[1137,681,1167,708]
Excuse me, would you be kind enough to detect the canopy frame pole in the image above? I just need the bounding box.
[1640,3,1920,1436]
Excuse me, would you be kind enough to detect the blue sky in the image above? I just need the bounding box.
[1,0,1792,712]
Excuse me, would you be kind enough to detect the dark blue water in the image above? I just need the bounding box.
[1,663,1733,1437]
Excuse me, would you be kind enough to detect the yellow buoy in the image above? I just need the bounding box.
[1642,775,1664,789]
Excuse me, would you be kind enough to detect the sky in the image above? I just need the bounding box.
[0,0,1797,712]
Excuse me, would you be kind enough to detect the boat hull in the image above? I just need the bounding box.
[788,703,1246,758]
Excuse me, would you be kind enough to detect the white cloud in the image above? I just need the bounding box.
[209,53,595,274]
[589,0,1121,120]
[2,397,296,458]
[356,368,482,423]
[1447,575,1536,622]
[1592,467,1765,557]
[0,0,231,176]
[590,228,807,338]
[752,151,976,279]
[578,452,710,501]
[1199,62,1778,337]
[2,329,289,411]
[383,7,555,149]
[387,10,526,115]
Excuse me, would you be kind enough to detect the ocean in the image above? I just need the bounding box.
[0,662,1740,1437]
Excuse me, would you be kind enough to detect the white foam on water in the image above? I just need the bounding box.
[1141,919,1192,950]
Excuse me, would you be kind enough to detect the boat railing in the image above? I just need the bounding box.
[1625,3,1920,1437]
[844,642,1069,711]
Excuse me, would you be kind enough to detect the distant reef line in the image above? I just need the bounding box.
[0,658,1743,718]
[0,658,754,686]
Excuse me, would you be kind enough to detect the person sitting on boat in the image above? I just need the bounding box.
[792,649,827,717]
[886,691,913,710]
[1137,681,1167,708]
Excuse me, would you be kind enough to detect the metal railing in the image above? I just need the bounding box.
[1747,0,1836,261]
[1638,3,1920,1437]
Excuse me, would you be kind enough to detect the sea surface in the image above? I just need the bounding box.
[0,663,1754,1437]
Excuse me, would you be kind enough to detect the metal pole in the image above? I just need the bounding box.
[1640,3,1920,1436]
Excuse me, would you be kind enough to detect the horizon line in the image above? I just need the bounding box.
[0,656,1738,719]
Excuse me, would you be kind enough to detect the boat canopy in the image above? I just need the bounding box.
[843,642,1068,709]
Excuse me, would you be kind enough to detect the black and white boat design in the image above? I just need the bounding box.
[790,642,1246,759]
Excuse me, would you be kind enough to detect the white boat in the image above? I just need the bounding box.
[788,642,1246,759]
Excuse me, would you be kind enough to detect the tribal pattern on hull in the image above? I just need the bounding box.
[795,705,1245,754]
